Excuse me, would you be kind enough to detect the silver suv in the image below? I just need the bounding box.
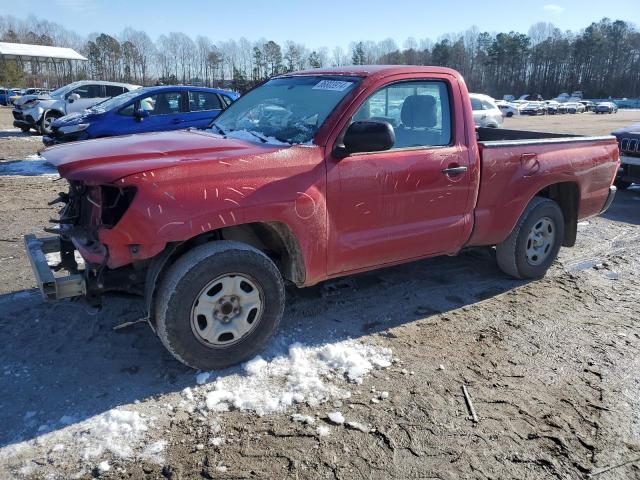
[13,80,141,134]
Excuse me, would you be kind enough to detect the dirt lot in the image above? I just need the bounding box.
[1,107,640,479]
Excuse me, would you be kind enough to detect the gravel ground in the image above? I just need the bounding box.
[1,107,640,479]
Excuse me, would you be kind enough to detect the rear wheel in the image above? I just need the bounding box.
[38,111,60,135]
[155,241,285,370]
[496,197,564,279]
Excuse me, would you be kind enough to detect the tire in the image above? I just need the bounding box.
[20,127,30,133]
[154,241,285,370]
[38,111,60,135]
[496,197,565,279]
[506,112,514,118]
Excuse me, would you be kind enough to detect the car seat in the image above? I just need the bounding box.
[395,95,439,148]
[154,95,171,115]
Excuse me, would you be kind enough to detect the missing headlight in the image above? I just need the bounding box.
[100,185,137,228]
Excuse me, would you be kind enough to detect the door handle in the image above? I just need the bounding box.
[442,166,468,175]
[172,118,182,124]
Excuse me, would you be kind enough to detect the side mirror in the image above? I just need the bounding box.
[134,109,150,121]
[334,120,395,158]
[68,93,80,103]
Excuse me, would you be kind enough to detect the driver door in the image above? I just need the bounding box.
[326,77,474,275]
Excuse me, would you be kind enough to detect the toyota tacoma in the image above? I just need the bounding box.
[24,66,619,370]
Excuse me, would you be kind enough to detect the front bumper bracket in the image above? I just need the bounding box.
[24,234,86,301]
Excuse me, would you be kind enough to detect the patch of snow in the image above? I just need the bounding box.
[139,440,167,464]
[97,461,110,474]
[346,421,371,433]
[80,409,148,459]
[327,412,345,425]
[244,355,268,375]
[203,340,392,415]
[0,155,58,177]
[316,425,331,437]
[182,387,194,401]
[210,437,224,447]
[196,372,210,385]
[291,414,315,425]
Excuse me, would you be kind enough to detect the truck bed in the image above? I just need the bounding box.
[468,127,619,247]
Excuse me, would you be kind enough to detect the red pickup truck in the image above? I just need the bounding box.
[25,66,619,370]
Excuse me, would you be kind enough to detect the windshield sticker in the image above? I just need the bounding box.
[312,80,353,92]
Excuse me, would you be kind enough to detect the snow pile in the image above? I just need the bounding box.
[203,340,392,415]
[139,440,167,464]
[79,409,148,459]
[327,412,345,425]
[0,154,58,177]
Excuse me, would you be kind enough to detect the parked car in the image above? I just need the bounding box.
[595,102,618,114]
[12,80,141,134]
[545,101,560,115]
[520,102,546,115]
[579,100,596,112]
[26,66,618,370]
[0,88,17,106]
[43,86,239,145]
[495,100,518,117]
[611,123,640,189]
[469,93,503,127]
[558,102,584,114]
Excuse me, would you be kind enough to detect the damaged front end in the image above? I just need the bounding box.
[24,180,140,306]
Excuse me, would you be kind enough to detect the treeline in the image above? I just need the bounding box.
[1,15,639,98]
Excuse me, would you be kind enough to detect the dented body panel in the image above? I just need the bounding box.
[33,65,619,298]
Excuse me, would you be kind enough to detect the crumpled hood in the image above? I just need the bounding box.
[14,93,54,106]
[40,129,284,183]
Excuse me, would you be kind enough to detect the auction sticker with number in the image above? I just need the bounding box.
[312,80,353,91]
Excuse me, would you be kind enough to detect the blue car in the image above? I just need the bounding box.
[43,86,238,145]
[0,88,18,106]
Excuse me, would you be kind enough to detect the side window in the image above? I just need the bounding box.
[470,98,484,111]
[138,92,183,116]
[105,85,126,97]
[481,100,495,110]
[220,95,233,107]
[69,84,103,99]
[119,103,135,116]
[352,80,451,149]
[188,91,222,111]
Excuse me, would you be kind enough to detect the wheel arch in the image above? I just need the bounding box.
[144,221,305,326]
[533,181,580,247]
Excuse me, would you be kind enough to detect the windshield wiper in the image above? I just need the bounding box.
[246,130,269,143]
[211,122,227,136]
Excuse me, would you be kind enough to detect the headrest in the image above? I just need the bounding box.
[401,95,437,128]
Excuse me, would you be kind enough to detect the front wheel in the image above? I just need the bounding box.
[155,241,285,370]
[496,197,565,279]
[20,127,30,133]
[38,111,60,135]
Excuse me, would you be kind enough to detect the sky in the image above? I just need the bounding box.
[4,0,640,50]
